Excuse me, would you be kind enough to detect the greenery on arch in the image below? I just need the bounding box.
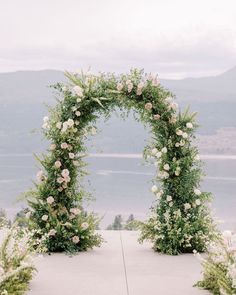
[27,69,217,254]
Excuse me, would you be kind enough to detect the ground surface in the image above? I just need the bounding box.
[28,231,210,295]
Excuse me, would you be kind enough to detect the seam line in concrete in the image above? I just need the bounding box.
[119,231,130,295]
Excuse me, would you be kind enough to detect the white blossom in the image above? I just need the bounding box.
[195,199,201,206]
[186,122,193,129]
[184,203,191,210]
[194,189,201,196]
[69,153,75,159]
[163,164,170,171]
[72,236,80,244]
[166,195,172,202]
[56,122,62,129]
[151,185,158,193]
[55,160,62,168]
[61,142,68,149]
[73,85,83,97]
[47,196,55,205]
[161,147,167,153]
[42,215,48,221]
[81,222,89,230]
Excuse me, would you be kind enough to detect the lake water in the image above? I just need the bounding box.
[0,153,236,229]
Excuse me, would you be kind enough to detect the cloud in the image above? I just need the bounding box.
[0,0,236,78]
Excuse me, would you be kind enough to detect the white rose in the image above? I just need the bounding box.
[61,142,68,149]
[56,122,62,129]
[194,189,201,196]
[72,235,80,244]
[47,196,55,204]
[62,122,68,132]
[161,147,167,153]
[70,208,81,215]
[67,119,74,127]
[186,122,193,129]
[43,116,49,123]
[55,160,62,169]
[182,132,188,139]
[75,111,81,117]
[166,195,172,202]
[184,203,191,210]
[151,185,158,193]
[176,130,183,136]
[42,215,48,221]
[169,102,178,110]
[81,222,89,230]
[73,85,83,97]
[36,170,45,182]
[180,140,185,146]
[69,153,75,159]
[175,142,180,147]
[61,169,70,178]
[163,164,170,171]
[57,177,64,184]
[195,199,201,206]
[50,144,56,150]
[48,229,56,236]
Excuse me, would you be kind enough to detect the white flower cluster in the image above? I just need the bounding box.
[0,226,38,291]
[196,230,236,293]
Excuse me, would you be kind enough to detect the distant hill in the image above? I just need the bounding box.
[161,66,236,102]
[0,67,235,154]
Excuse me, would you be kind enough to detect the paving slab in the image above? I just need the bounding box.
[28,230,210,295]
[28,231,127,295]
[121,231,210,295]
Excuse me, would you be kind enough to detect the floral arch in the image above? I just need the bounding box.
[27,69,216,255]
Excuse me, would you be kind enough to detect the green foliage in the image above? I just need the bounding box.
[195,233,236,294]
[27,69,216,255]
[0,225,38,295]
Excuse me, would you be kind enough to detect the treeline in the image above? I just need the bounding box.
[106,214,140,231]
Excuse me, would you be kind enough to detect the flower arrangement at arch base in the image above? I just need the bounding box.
[27,68,217,255]
[195,230,236,295]
[0,221,45,295]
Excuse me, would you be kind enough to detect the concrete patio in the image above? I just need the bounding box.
[28,231,210,295]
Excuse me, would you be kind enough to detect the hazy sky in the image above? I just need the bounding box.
[0,0,236,78]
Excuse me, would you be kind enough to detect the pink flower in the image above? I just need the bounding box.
[72,236,80,244]
[81,222,89,230]
[57,177,64,184]
[70,208,80,215]
[47,196,55,204]
[145,102,153,110]
[61,142,68,149]
[61,169,70,178]
[153,114,160,120]
[50,144,56,150]
[36,171,46,182]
